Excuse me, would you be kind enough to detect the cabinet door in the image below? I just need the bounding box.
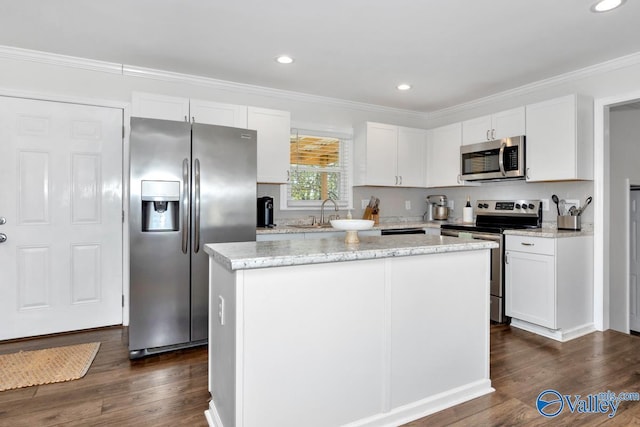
[397,126,426,187]
[131,92,190,121]
[505,250,556,329]
[190,99,248,128]
[462,115,492,145]
[364,122,398,186]
[426,123,463,187]
[492,107,525,140]
[247,107,291,184]
[525,95,577,182]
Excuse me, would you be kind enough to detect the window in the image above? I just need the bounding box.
[282,127,352,209]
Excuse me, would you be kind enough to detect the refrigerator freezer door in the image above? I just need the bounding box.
[129,118,191,351]
[190,124,257,341]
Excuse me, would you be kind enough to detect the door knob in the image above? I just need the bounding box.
[0,233,6,243]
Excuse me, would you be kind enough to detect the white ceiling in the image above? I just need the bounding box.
[1,0,640,112]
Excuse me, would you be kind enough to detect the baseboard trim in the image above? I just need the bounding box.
[510,318,596,342]
[205,379,493,427]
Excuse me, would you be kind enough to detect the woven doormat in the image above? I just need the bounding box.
[0,342,100,392]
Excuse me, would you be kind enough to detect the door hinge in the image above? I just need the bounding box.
[122,295,125,307]
[122,210,125,223]
[122,125,125,138]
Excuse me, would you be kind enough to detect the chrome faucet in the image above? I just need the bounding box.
[320,198,339,225]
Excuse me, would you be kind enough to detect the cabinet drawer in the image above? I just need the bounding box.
[505,235,555,255]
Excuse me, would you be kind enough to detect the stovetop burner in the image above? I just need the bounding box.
[441,199,542,233]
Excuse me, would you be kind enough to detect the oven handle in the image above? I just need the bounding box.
[441,230,502,242]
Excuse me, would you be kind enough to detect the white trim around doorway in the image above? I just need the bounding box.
[595,90,640,332]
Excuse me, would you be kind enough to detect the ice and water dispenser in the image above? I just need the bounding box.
[141,180,180,232]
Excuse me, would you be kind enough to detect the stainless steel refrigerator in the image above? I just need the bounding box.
[128,117,256,358]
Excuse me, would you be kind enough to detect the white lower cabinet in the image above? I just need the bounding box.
[505,234,593,341]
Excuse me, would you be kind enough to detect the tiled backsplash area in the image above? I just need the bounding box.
[258,180,594,226]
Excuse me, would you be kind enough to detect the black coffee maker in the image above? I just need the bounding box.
[257,196,274,227]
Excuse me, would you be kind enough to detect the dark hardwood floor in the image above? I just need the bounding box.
[1,324,639,426]
[0,327,209,427]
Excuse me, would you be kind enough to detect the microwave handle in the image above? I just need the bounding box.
[498,142,506,176]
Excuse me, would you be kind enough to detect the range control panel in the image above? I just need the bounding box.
[476,200,542,215]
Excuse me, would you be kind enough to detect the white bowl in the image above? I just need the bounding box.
[330,219,375,231]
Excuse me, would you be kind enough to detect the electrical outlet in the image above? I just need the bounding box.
[361,199,368,209]
[565,199,579,211]
[448,200,455,211]
[405,200,411,210]
[542,199,550,211]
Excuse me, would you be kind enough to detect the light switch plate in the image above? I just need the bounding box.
[218,295,225,326]
[542,199,549,211]
[361,199,368,209]
[405,200,411,210]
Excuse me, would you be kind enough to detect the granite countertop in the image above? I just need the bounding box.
[204,234,497,271]
[504,224,594,238]
[257,220,448,234]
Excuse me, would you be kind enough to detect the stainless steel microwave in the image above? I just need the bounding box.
[460,136,525,181]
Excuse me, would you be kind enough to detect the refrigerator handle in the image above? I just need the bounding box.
[182,158,189,254]
[194,158,201,253]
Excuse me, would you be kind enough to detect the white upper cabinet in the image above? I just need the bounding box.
[189,99,248,128]
[426,122,465,188]
[397,126,427,187]
[525,94,593,182]
[354,122,426,187]
[132,92,190,122]
[247,107,291,184]
[132,92,291,184]
[462,107,525,145]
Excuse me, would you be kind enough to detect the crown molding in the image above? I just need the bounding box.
[3,44,640,121]
[428,51,640,121]
[122,64,426,118]
[0,44,425,119]
[0,45,122,74]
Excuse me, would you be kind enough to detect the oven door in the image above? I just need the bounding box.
[441,229,504,322]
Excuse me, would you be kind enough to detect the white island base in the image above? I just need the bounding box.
[204,236,494,427]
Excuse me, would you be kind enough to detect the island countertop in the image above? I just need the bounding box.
[204,234,497,271]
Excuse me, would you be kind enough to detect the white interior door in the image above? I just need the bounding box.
[0,96,123,340]
[630,190,640,332]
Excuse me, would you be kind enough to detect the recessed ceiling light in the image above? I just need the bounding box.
[591,0,625,12]
[397,84,412,91]
[275,55,294,64]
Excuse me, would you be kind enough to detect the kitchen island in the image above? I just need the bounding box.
[204,234,497,427]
